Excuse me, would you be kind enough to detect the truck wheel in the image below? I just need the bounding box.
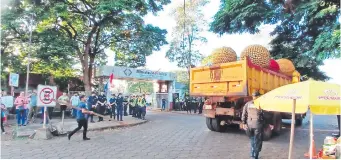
[206,118,215,131]
[295,118,303,126]
[272,113,282,135]
[211,117,226,132]
[263,124,272,141]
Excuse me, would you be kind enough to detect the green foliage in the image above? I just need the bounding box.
[173,70,189,86]
[127,81,153,94]
[166,0,208,69]
[210,0,340,80]
[1,0,170,91]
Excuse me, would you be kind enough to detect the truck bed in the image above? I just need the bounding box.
[190,59,292,97]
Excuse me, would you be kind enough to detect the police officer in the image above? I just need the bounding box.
[241,91,264,159]
[68,95,94,141]
[133,96,139,118]
[116,93,124,121]
[108,94,116,120]
[87,92,98,123]
[123,96,129,116]
[129,95,135,116]
[185,96,191,114]
[97,92,107,122]
[139,95,147,120]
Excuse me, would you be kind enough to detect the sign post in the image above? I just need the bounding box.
[37,85,57,128]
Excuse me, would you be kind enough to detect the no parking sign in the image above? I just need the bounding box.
[37,85,57,107]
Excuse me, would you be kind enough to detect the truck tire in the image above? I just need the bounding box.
[295,118,303,126]
[263,124,272,141]
[206,118,215,131]
[272,113,282,135]
[211,117,226,132]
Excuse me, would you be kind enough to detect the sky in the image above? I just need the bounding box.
[106,0,341,84]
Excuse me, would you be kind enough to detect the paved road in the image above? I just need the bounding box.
[1,111,339,159]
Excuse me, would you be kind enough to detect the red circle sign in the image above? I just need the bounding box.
[39,88,54,104]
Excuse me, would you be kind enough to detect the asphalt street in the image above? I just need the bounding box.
[1,111,339,159]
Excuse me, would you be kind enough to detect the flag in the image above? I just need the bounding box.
[109,73,114,88]
[104,82,109,93]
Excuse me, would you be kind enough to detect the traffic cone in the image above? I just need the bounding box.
[304,140,318,159]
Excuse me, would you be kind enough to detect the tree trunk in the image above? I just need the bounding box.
[88,54,95,88]
[82,52,91,96]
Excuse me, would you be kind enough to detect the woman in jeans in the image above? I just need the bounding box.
[14,92,29,126]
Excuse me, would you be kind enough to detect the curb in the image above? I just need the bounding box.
[15,120,148,138]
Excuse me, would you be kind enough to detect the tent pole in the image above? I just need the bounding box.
[310,111,313,159]
[288,99,296,159]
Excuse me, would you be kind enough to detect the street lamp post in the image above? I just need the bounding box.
[25,13,33,96]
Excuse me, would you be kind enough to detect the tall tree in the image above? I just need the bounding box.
[1,0,170,93]
[166,0,208,74]
[210,0,340,80]
[127,81,153,94]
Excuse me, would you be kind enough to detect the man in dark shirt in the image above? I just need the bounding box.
[108,94,116,120]
[161,98,166,111]
[123,96,129,116]
[68,95,93,141]
[97,92,107,122]
[87,92,98,123]
[116,93,124,121]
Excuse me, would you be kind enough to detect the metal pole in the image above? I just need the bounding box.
[288,99,296,159]
[25,13,33,96]
[310,112,314,159]
[43,106,47,128]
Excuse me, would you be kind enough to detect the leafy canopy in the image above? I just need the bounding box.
[210,0,340,80]
[166,0,208,69]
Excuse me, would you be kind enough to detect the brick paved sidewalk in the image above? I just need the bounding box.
[1,115,147,141]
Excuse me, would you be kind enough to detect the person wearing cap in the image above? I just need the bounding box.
[87,92,98,123]
[129,95,135,116]
[139,94,147,120]
[116,93,124,121]
[123,95,129,116]
[241,91,264,159]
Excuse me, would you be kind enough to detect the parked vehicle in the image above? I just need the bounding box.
[189,58,305,140]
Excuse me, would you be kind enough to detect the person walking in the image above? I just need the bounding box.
[87,92,98,123]
[68,95,93,141]
[241,91,264,159]
[28,90,38,123]
[70,93,80,118]
[14,92,29,126]
[108,94,116,120]
[97,92,107,122]
[116,93,124,121]
[58,92,70,119]
[161,98,166,111]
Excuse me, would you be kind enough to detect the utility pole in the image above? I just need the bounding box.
[25,13,33,96]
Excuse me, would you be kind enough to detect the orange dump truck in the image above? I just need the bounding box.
[190,58,303,140]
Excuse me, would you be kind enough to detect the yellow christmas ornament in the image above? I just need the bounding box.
[211,47,237,65]
[240,44,271,68]
[276,58,296,76]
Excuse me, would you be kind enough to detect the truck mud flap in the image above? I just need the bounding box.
[203,110,215,118]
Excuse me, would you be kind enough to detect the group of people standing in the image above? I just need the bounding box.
[172,96,205,114]
[83,92,148,122]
